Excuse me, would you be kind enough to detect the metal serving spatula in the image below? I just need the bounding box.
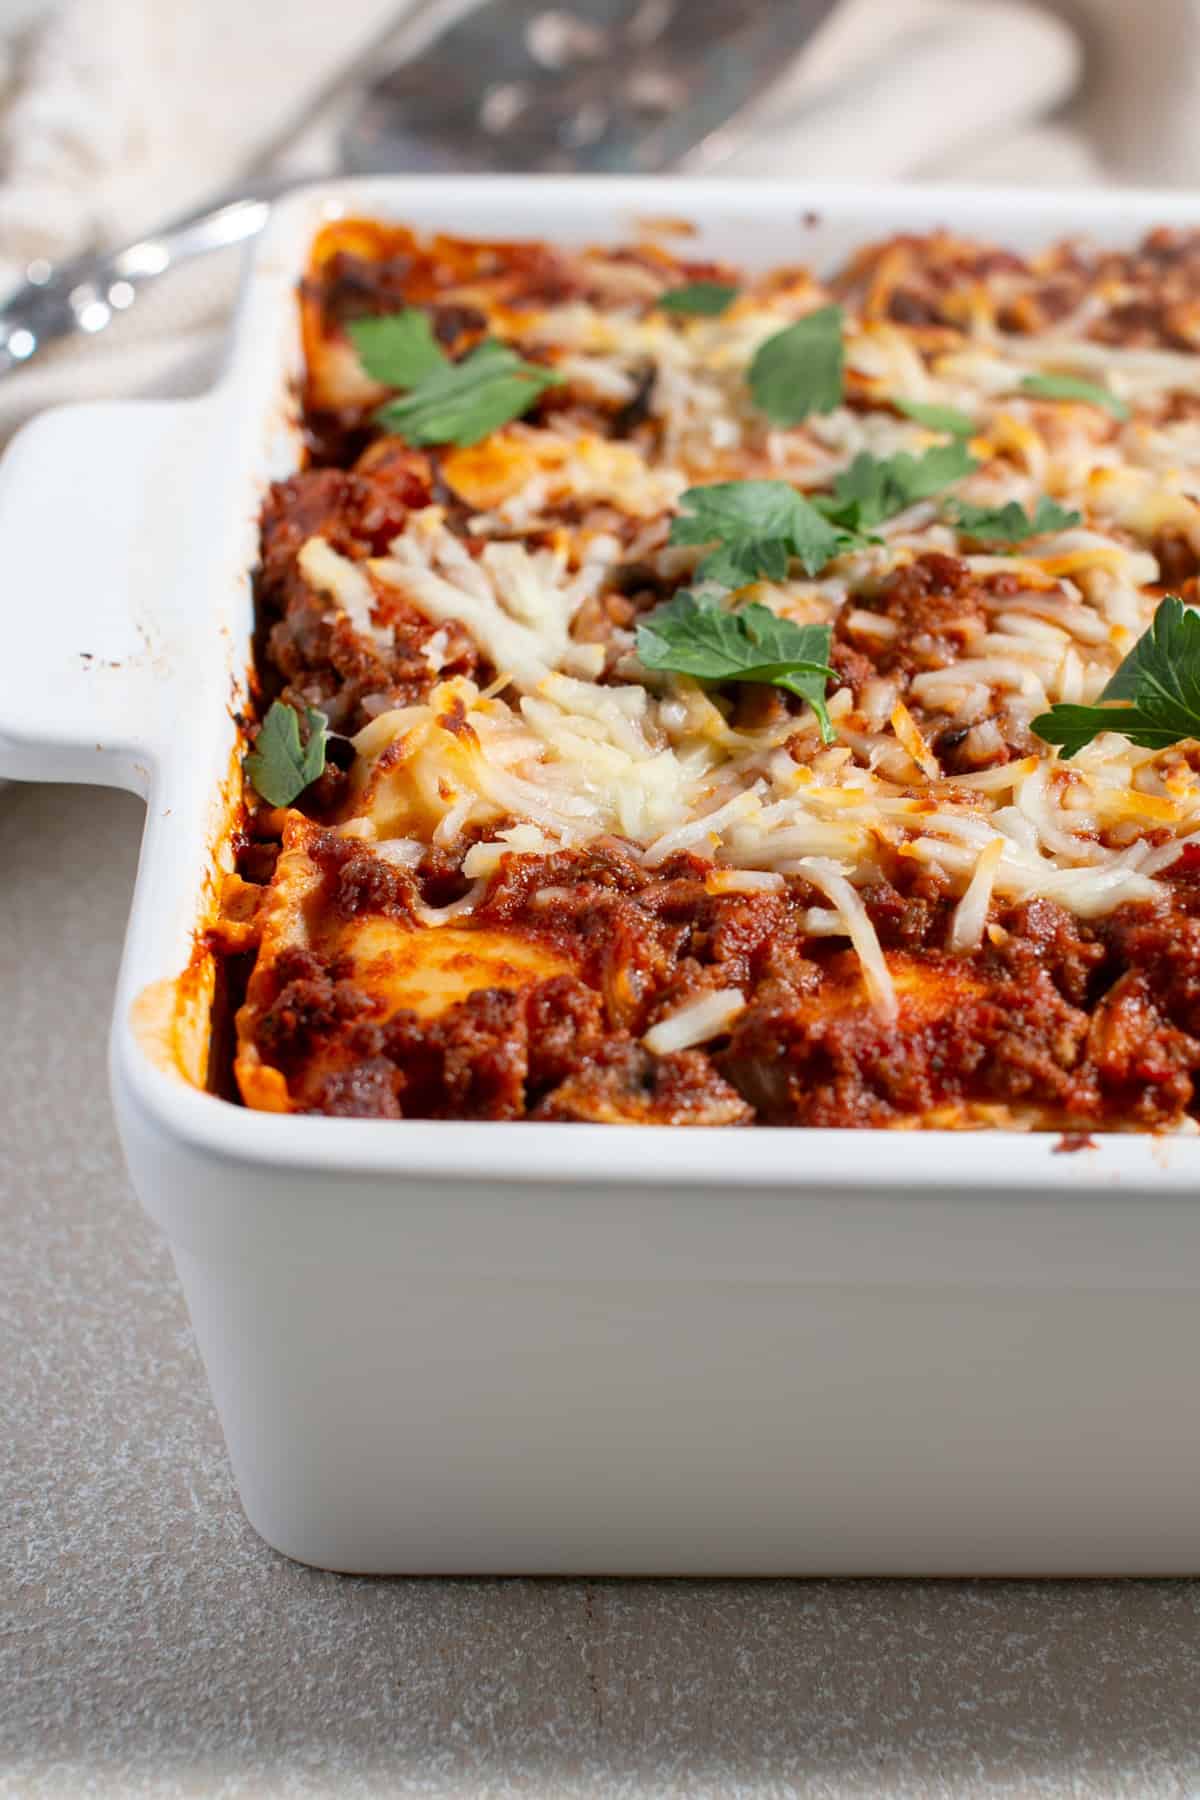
[0,0,837,373]
[348,0,839,175]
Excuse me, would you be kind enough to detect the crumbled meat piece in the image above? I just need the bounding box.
[536,1042,753,1125]
[255,950,381,1078]
[314,1057,404,1118]
[1082,970,1199,1125]
[257,463,482,732]
[848,554,986,678]
[306,830,420,921]
[989,898,1107,1006]
[1151,527,1200,587]
[525,976,608,1092]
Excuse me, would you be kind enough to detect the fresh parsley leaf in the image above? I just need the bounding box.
[374,339,563,447]
[347,309,563,446]
[749,304,844,426]
[347,309,448,387]
[670,452,976,590]
[893,397,976,436]
[948,495,1082,544]
[815,441,979,533]
[244,700,328,807]
[636,590,838,742]
[1033,595,1200,757]
[658,281,738,317]
[669,480,853,586]
[1021,372,1130,420]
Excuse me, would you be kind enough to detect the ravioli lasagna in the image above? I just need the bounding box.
[221,218,1200,1128]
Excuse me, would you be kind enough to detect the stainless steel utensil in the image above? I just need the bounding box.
[0,0,837,374]
[348,0,839,175]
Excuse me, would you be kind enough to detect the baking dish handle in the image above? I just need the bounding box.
[0,396,214,792]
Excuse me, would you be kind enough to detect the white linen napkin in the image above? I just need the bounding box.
[0,0,1084,436]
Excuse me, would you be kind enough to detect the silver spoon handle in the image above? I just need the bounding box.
[0,187,293,372]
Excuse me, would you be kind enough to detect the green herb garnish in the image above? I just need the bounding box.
[636,590,837,742]
[815,441,979,533]
[749,304,844,426]
[1033,596,1200,757]
[1020,372,1130,420]
[668,449,977,588]
[347,308,563,447]
[669,480,855,586]
[375,340,562,447]
[948,495,1082,544]
[244,700,328,807]
[658,281,739,317]
[893,397,976,436]
[347,310,447,387]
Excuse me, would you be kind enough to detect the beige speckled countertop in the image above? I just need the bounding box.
[6,778,1200,1799]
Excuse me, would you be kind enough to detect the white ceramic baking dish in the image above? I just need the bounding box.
[7,178,1200,1576]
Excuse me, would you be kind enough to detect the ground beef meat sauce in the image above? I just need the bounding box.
[222,218,1200,1128]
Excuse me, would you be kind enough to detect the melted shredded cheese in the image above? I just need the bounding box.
[643,989,747,1055]
[298,537,390,649]
[305,247,1200,1021]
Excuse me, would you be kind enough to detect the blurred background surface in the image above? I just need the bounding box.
[0,0,1190,432]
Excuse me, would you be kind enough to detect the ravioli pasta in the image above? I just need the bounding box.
[222,219,1200,1129]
